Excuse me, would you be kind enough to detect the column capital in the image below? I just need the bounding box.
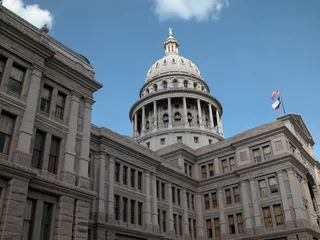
[84,96,95,106]
[32,63,45,74]
[276,170,284,176]
[249,178,255,183]
[108,155,116,162]
[71,90,82,99]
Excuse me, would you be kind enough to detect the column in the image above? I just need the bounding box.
[240,181,253,236]
[208,103,214,130]
[132,116,135,138]
[15,66,42,166]
[183,97,189,128]
[134,112,138,138]
[182,189,190,237]
[302,178,318,228]
[61,91,80,184]
[197,99,204,129]
[153,101,157,132]
[216,109,221,136]
[142,106,146,134]
[144,171,152,231]
[196,194,206,239]
[214,158,220,175]
[277,171,293,229]
[168,183,175,236]
[151,174,159,231]
[78,98,94,187]
[106,156,115,222]
[168,97,172,128]
[249,179,263,234]
[54,196,75,240]
[287,169,307,226]
[95,154,106,222]
[217,189,227,238]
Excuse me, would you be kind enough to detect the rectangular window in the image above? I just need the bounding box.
[131,169,135,188]
[161,183,165,200]
[225,189,232,205]
[55,92,65,120]
[191,194,195,210]
[193,219,197,239]
[173,214,177,231]
[177,136,182,143]
[184,163,188,175]
[179,215,183,236]
[8,65,24,95]
[160,138,165,145]
[214,218,220,237]
[138,202,143,225]
[206,219,213,238]
[138,171,142,190]
[22,198,35,240]
[212,192,218,208]
[172,187,175,204]
[40,202,53,240]
[204,194,210,209]
[273,204,283,226]
[258,179,267,197]
[263,146,271,160]
[114,195,119,220]
[253,148,262,163]
[269,177,279,194]
[229,157,235,171]
[228,215,235,234]
[262,206,272,228]
[187,193,190,209]
[0,112,15,154]
[194,137,199,143]
[208,163,214,177]
[158,209,161,229]
[40,85,52,113]
[162,211,166,232]
[237,213,244,233]
[115,163,120,182]
[188,219,192,237]
[156,181,160,198]
[123,197,128,222]
[222,159,228,173]
[189,165,192,177]
[123,166,128,185]
[130,200,135,224]
[31,131,46,169]
[48,136,60,174]
[233,187,240,203]
[201,165,207,179]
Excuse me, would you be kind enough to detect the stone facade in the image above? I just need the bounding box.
[1,3,320,240]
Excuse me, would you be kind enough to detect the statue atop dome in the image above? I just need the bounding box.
[169,27,173,36]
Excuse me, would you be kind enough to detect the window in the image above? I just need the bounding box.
[55,92,65,119]
[8,65,24,95]
[194,137,199,143]
[193,82,197,89]
[209,163,214,177]
[0,112,15,154]
[233,187,240,203]
[162,211,167,232]
[146,142,150,148]
[253,144,272,163]
[269,177,279,194]
[263,146,271,160]
[253,148,262,163]
[237,213,244,233]
[161,183,165,200]
[191,194,195,210]
[177,136,182,143]
[0,58,5,81]
[163,81,168,89]
[183,80,188,88]
[123,166,128,185]
[204,194,210,209]
[189,165,192,177]
[130,200,135,224]
[193,219,197,238]
[230,157,235,171]
[201,166,207,179]
[189,219,192,236]
[174,112,181,123]
[212,192,218,208]
[173,79,178,88]
[40,202,53,240]
[228,215,235,234]
[160,138,165,145]
[258,180,267,197]
[114,195,119,220]
[131,169,135,188]
[153,84,158,91]
[22,198,35,240]
[173,214,177,231]
[206,219,213,238]
[214,218,220,237]
[138,172,142,190]
[273,204,283,226]
[156,181,160,198]
[177,189,181,205]
[184,163,188,175]
[172,58,176,63]
[172,187,176,204]
[209,139,213,144]
[187,193,190,209]
[48,136,60,174]
[262,206,272,228]
[222,159,228,173]
[40,86,52,113]
[31,131,46,169]
[138,202,143,225]
[115,163,120,182]
[179,215,183,236]
[158,210,161,229]
[225,189,231,205]
[123,197,128,222]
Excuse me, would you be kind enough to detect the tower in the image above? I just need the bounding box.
[129,29,224,150]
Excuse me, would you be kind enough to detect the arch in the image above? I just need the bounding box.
[163,113,169,123]
[183,80,188,88]
[174,112,182,122]
[173,79,178,88]
[163,81,168,89]
[153,84,158,91]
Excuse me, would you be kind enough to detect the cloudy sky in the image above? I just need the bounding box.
[3,0,320,157]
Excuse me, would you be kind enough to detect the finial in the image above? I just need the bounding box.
[169,27,173,36]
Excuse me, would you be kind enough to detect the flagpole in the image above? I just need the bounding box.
[280,92,286,115]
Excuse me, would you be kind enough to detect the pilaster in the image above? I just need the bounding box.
[182,189,190,238]
[151,173,159,232]
[249,179,263,234]
[54,196,75,240]
[106,155,115,223]
[183,97,188,128]
[168,97,172,129]
[240,180,253,236]
[217,188,227,239]
[144,171,152,231]
[167,183,175,236]
[195,194,206,239]
[302,178,318,229]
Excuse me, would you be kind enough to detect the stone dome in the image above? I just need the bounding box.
[145,28,202,82]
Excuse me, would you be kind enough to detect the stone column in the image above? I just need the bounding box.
[15,66,42,166]
[197,99,204,129]
[61,91,80,185]
[217,189,227,239]
[208,103,214,130]
[216,109,221,136]
[240,181,253,236]
[277,171,293,229]
[214,158,220,175]
[134,112,138,138]
[183,97,188,128]
[151,174,159,232]
[106,156,115,222]
[0,178,29,240]
[94,153,106,222]
[196,194,206,239]
[249,179,263,234]
[182,189,190,238]
[132,116,135,137]
[73,200,90,240]
[153,101,157,132]
[144,171,152,231]
[78,98,94,188]
[142,106,146,134]
[168,97,172,128]
[287,169,307,226]
[54,196,75,240]
[302,178,318,228]
[168,183,175,236]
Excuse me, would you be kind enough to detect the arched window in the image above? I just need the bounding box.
[174,112,181,122]
[163,114,169,123]
[172,58,176,63]
[187,112,192,123]
[146,88,149,94]
[193,82,198,89]
[163,81,168,89]
[173,79,178,88]
[153,84,158,91]
[164,59,167,64]
[201,86,204,91]
[183,80,188,88]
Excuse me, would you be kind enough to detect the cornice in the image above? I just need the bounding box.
[0,158,37,180]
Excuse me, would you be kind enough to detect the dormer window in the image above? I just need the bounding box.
[163,81,168,89]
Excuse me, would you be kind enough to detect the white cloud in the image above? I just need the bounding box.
[153,0,229,22]
[2,0,54,29]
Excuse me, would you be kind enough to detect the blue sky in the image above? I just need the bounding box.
[7,0,320,157]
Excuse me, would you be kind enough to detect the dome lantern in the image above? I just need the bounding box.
[164,28,179,56]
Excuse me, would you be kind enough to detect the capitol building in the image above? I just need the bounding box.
[0,4,320,240]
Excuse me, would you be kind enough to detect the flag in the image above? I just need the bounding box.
[271,89,280,100]
[272,97,281,110]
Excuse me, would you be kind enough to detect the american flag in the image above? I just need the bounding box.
[271,89,280,100]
